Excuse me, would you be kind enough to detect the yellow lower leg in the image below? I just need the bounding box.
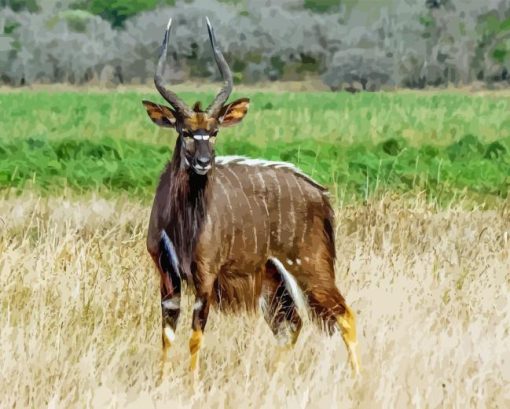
[337,306,361,375]
[189,330,203,370]
[158,326,175,382]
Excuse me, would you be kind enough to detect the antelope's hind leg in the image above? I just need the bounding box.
[308,286,360,374]
[261,259,303,350]
[337,305,360,375]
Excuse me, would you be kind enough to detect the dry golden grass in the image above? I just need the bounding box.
[1,194,509,409]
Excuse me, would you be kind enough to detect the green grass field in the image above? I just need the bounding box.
[1,90,509,204]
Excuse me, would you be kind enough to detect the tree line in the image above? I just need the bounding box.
[0,0,509,90]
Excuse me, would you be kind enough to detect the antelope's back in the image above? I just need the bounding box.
[203,156,335,272]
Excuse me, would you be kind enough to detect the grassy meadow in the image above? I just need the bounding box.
[1,89,509,203]
[0,88,510,408]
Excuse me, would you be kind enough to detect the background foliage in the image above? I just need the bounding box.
[1,0,510,89]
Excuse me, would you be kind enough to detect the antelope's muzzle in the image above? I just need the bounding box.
[193,157,211,175]
[192,140,213,175]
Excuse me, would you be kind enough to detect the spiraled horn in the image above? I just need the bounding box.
[205,17,233,118]
[154,18,193,116]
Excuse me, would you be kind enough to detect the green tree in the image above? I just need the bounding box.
[0,0,39,12]
[74,0,176,28]
[303,0,342,13]
[479,12,510,67]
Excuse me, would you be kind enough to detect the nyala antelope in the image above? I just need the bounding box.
[144,18,360,375]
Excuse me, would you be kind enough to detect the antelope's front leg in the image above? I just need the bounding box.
[153,232,182,377]
[161,274,181,364]
[189,292,211,370]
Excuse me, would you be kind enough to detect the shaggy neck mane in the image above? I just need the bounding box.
[163,139,211,280]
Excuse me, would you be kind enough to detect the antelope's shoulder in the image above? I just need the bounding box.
[214,155,327,193]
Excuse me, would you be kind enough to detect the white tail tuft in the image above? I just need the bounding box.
[269,257,308,315]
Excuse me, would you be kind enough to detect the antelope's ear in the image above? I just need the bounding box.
[142,100,177,128]
[218,98,250,127]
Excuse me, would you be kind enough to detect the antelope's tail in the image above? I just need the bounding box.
[268,257,308,315]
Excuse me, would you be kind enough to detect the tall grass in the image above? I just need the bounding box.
[1,195,508,408]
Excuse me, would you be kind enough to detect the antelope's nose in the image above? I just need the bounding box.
[196,156,211,168]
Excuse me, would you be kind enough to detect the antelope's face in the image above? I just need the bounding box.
[180,110,218,175]
[142,17,250,176]
[142,99,249,175]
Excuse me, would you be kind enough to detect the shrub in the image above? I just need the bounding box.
[303,0,341,13]
[72,0,176,28]
[0,0,38,12]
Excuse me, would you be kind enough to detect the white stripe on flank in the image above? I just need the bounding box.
[216,176,235,257]
[293,174,309,245]
[293,173,305,197]
[256,172,270,217]
[161,230,180,275]
[255,171,266,192]
[283,173,296,246]
[270,170,282,244]
[256,172,270,254]
[225,167,257,253]
[269,257,307,314]
[247,173,261,254]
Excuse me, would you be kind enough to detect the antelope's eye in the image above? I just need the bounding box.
[211,130,218,137]
[183,131,193,140]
